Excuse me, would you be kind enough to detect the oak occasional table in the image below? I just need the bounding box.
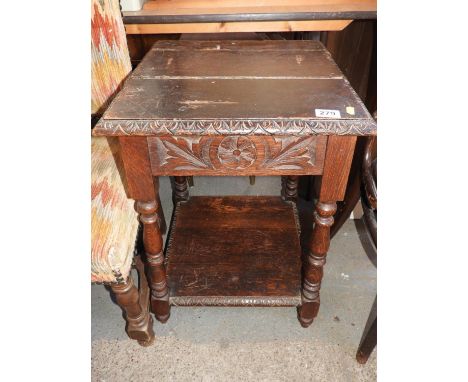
[93,40,376,330]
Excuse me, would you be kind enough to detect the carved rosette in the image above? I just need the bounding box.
[148,135,325,175]
[217,136,257,169]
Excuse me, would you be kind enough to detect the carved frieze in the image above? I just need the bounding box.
[148,135,327,175]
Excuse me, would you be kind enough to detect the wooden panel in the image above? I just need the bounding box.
[94,40,376,137]
[318,135,357,201]
[123,0,376,26]
[134,49,341,79]
[166,196,302,306]
[105,78,369,120]
[148,135,327,176]
[143,0,377,12]
[125,20,352,34]
[118,136,155,200]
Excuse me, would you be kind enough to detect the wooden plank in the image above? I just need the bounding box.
[124,0,377,24]
[125,20,352,34]
[104,78,370,120]
[132,49,341,78]
[144,0,376,11]
[166,196,302,305]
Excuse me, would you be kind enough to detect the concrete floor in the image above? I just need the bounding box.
[92,176,377,381]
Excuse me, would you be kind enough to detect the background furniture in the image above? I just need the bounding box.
[123,0,376,34]
[93,40,376,328]
[356,135,377,363]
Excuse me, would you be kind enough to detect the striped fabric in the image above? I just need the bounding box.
[91,0,132,115]
[91,0,136,283]
[91,137,139,283]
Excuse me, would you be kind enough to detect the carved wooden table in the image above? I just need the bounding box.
[94,40,376,329]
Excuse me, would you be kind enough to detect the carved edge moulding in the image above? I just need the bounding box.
[93,118,377,136]
[169,296,302,306]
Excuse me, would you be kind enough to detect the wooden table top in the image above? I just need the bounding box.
[94,40,376,137]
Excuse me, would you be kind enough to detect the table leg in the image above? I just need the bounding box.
[111,275,155,346]
[136,200,170,323]
[174,176,189,203]
[298,201,337,327]
[282,175,299,202]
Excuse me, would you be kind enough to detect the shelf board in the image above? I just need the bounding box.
[123,0,375,33]
[166,196,302,307]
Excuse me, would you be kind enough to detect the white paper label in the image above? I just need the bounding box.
[315,109,341,118]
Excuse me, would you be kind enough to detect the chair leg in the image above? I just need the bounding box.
[356,297,377,363]
[111,272,155,347]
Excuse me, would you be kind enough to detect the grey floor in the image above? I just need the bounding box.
[92,176,377,381]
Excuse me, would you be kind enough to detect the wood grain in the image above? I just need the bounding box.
[124,20,353,34]
[148,135,327,176]
[318,135,357,201]
[166,196,302,306]
[95,41,376,137]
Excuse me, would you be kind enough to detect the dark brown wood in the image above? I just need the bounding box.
[298,133,356,326]
[173,176,189,203]
[123,0,376,24]
[111,274,155,346]
[356,313,377,364]
[148,135,327,176]
[282,175,299,202]
[356,137,377,363]
[93,40,376,137]
[327,20,376,238]
[166,196,302,306]
[136,200,171,323]
[298,201,337,327]
[118,137,170,323]
[95,40,376,328]
[318,135,357,201]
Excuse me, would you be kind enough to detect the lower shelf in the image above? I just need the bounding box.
[165,196,302,307]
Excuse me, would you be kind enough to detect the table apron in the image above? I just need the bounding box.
[147,135,327,176]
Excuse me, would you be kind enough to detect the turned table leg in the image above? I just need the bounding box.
[111,275,155,346]
[282,175,299,202]
[298,201,337,327]
[136,200,170,323]
[173,176,189,203]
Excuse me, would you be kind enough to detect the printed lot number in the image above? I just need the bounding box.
[315,109,341,118]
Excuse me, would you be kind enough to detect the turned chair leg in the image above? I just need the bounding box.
[282,175,299,202]
[136,200,171,323]
[111,273,155,346]
[298,201,337,327]
[173,176,189,203]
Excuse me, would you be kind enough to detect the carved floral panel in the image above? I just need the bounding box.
[148,135,327,175]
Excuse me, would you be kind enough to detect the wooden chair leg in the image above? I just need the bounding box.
[356,297,377,364]
[298,201,337,327]
[111,273,155,346]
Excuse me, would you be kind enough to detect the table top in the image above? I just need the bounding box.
[94,40,376,137]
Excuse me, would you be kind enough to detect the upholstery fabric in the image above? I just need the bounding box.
[91,137,139,283]
[91,0,135,283]
[91,0,132,115]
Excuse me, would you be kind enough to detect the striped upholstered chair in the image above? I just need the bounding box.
[91,0,154,346]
